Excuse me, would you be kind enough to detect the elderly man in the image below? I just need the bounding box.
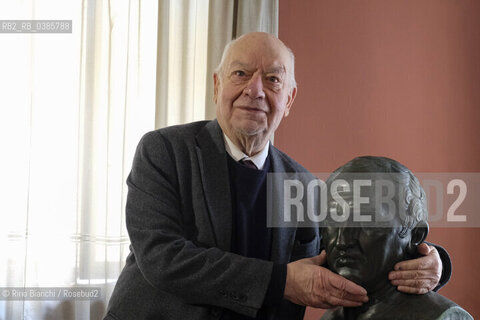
[321,156,472,320]
[104,33,450,320]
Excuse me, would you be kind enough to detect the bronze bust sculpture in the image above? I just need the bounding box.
[320,156,472,320]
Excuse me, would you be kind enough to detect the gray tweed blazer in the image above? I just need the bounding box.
[105,120,320,320]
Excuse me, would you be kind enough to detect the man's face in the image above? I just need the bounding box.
[322,180,410,290]
[214,33,296,144]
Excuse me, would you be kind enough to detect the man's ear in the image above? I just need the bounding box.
[407,221,429,256]
[284,87,297,117]
[213,73,219,104]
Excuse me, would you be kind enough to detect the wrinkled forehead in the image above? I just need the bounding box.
[225,35,292,73]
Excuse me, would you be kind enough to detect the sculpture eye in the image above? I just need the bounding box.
[324,226,337,235]
[360,224,386,236]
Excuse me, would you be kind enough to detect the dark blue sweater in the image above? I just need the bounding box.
[228,155,272,260]
[224,155,286,320]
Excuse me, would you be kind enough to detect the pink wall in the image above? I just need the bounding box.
[277,0,480,319]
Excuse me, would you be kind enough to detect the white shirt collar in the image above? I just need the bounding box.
[223,134,269,170]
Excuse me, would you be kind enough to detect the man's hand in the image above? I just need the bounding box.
[283,251,368,309]
[388,243,442,294]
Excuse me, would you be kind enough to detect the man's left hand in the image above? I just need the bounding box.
[388,243,442,294]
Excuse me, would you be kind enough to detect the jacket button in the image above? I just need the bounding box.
[211,308,222,317]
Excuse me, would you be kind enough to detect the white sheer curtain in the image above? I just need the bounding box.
[157,0,279,126]
[0,0,157,319]
[0,0,277,319]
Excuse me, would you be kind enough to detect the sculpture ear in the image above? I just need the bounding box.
[407,221,429,256]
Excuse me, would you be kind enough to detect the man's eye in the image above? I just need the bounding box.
[233,70,246,77]
[267,76,280,83]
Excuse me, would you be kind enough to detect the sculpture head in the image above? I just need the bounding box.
[322,156,429,291]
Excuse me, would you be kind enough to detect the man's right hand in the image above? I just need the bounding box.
[283,251,368,309]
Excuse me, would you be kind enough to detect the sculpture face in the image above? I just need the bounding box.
[322,179,411,290]
[320,157,473,320]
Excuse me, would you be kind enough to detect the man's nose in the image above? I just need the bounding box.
[244,73,265,99]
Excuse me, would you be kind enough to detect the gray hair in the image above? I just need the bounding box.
[214,35,297,93]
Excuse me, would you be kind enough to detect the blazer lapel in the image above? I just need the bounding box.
[195,120,232,251]
[194,124,299,262]
[268,146,298,264]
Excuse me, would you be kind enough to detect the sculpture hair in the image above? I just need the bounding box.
[326,156,428,237]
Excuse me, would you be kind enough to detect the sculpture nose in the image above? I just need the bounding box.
[244,73,265,99]
[335,227,358,249]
